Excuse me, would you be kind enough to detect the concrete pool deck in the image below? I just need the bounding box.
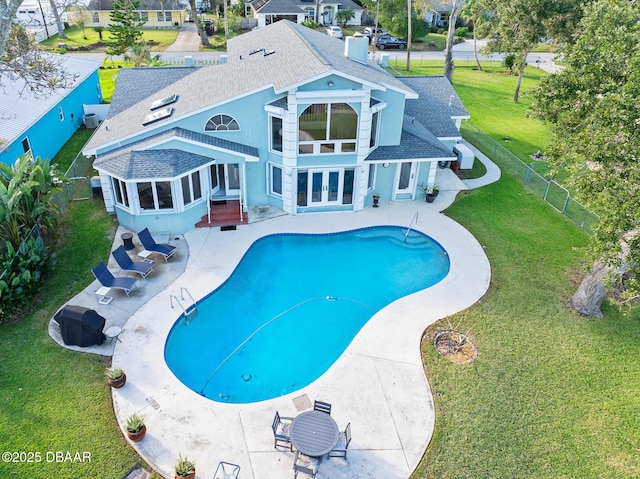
[49,141,498,479]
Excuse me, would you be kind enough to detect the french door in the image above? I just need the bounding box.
[297,168,354,207]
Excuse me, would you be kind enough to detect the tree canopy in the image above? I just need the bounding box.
[361,0,428,40]
[529,0,640,312]
[478,0,582,102]
[108,0,146,56]
[0,1,76,99]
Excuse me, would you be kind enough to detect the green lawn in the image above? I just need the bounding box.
[40,26,179,51]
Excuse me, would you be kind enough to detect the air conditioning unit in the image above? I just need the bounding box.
[83,113,99,129]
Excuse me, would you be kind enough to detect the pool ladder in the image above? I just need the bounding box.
[170,287,198,323]
[404,212,419,241]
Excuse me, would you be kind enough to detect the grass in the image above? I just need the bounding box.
[0,197,154,478]
[40,27,179,51]
[413,173,640,479]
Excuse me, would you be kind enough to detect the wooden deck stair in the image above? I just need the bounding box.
[195,200,248,228]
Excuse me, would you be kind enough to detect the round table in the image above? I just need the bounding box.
[289,410,339,457]
[121,232,135,250]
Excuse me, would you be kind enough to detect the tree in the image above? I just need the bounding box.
[47,0,66,39]
[0,1,76,98]
[461,0,490,71]
[361,0,428,40]
[443,0,464,82]
[335,7,355,28]
[188,0,211,47]
[108,0,145,56]
[529,0,640,317]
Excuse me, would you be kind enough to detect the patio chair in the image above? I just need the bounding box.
[293,451,319,478]
[328,422,351,460]
[313,400,332,415]
[272,410,294,451]
[138,227,176,262]
[213,460,240,479]
[91,261,137,296]
[112,245,154,279]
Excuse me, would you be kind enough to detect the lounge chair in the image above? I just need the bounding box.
[91,261,137,296]
[293,451,319,478]
[328,422,351,459]
[313,400,332,415]
[272,411,294,451]
[213,461,240,479]
[112,245,154,279]
[138,227,176,262]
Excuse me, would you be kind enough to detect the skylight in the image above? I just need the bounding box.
[143,107,173,125]
[150,94,178,110]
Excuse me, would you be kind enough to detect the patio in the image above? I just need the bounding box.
[48,144,497,479]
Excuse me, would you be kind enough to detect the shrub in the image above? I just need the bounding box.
[437,27,446,35]
[301,18,319,29]
[455,26,468,38]
[0,236,55,321]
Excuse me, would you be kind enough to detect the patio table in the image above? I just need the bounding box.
[289,410,339,457]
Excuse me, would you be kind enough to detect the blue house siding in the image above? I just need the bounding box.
[0,70,101,165]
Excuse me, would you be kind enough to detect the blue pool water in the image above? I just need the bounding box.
[164,226,449,404]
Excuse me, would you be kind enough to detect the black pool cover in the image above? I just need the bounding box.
[53,305,106,347]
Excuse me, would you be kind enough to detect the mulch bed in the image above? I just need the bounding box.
[433,330,478,364]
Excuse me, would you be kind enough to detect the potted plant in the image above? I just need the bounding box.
[105,366,126,388]
[126,414,146,442]
[372,192,380,208]
[175,454,196,479]
[419,184,440,203]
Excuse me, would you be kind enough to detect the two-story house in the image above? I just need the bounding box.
[82,20,469,234]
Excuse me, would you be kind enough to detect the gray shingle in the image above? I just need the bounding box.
[398,76,469,138]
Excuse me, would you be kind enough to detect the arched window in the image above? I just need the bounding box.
[298,103,358,154]
[205,114,240,131]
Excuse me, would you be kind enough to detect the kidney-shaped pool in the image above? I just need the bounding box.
[164,226,450,403]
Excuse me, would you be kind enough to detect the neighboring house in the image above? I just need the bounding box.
[16,0,61,41]
[82,20,468,234]
[424,0,451,29]
[0,54,102,165]
[82,0,188,28]
[250,0,363,28]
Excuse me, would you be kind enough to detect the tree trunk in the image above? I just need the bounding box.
[405,0,411,71]
[48,0,66,39]
[570,261,607,318]
[473,35,482,70]
[513,51,528,102]
[443,0,461,82]
[223,0,229,41]
[189,0,210,47]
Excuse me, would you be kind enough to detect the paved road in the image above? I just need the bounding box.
[68,29,563,74]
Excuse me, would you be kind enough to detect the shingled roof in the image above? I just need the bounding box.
[398,76,470,138]
[84,20,417,155]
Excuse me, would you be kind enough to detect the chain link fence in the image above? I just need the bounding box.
[461,121,598,234]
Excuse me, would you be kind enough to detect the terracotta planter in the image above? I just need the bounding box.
[108,372,126,388]
[175,470,195,479]
[127,424,146,442]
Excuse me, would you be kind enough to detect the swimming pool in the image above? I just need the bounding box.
[164,226,449,404]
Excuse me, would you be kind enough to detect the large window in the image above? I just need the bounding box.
[270,116,283,153]
[156,11,172,22]
[270,164,282,196]
[113,178,130,208]
[137,181,174,211]
[298,103,358,154]
[181,171,202,206]
[205,114,240,131]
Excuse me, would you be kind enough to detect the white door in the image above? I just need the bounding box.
[211,164,241,197]
[394,162,418,200]
[309,169,342,206]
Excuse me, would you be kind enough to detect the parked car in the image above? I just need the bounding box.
[326,26,343,39]
[363,26,386,38]
[372,35,407,50]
